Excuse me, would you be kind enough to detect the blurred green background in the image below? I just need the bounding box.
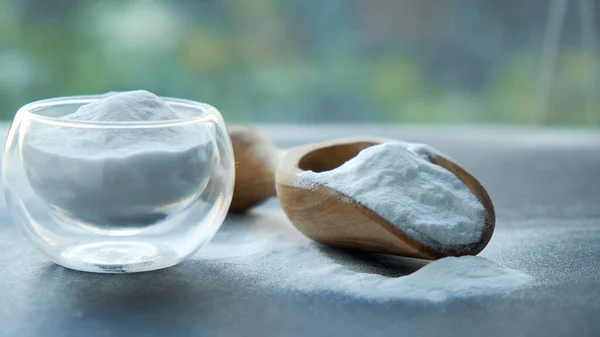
[0,0,598,126]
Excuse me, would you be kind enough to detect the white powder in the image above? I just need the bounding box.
[297,142,486,247]
[69,90,179,122]
[30,90,203,157]
[374,255,531,301]
[200,210,532,303]
[23,90,214,226]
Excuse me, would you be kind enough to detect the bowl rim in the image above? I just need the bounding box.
[17,94,222,129]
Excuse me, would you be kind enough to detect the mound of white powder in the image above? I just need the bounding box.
[297,142,486,247]
[30,90,204,157]
[200,210,532,302]
[23,90,214,226]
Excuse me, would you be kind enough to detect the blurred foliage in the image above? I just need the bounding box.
[0,0,598,126]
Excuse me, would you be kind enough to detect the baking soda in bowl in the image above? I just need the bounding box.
[4,90,233,272]
[23,90,215,233]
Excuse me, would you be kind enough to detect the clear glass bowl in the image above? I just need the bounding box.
[2,95,234,273]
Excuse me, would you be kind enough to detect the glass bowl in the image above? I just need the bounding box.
[2,95,234,273]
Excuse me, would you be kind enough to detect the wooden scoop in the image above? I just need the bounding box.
[228,125,283,212]
[228,125,495,259]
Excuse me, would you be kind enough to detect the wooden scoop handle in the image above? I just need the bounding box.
[228,125,285,213]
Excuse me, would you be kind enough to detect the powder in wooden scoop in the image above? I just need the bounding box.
[297,142,486,247]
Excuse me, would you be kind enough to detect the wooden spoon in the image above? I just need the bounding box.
[228,126,495,259]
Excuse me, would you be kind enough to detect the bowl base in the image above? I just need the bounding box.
[58,241,179,273]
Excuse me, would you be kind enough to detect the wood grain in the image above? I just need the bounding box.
[276,137,495,259]
[227,125,283,213]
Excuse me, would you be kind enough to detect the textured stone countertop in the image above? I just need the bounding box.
[0,125,599,337]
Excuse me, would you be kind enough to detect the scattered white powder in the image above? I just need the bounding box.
[23,90,214,226]
[297,142,486,247]
[200,210,532,303]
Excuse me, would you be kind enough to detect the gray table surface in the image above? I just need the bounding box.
[0,124,599,337]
